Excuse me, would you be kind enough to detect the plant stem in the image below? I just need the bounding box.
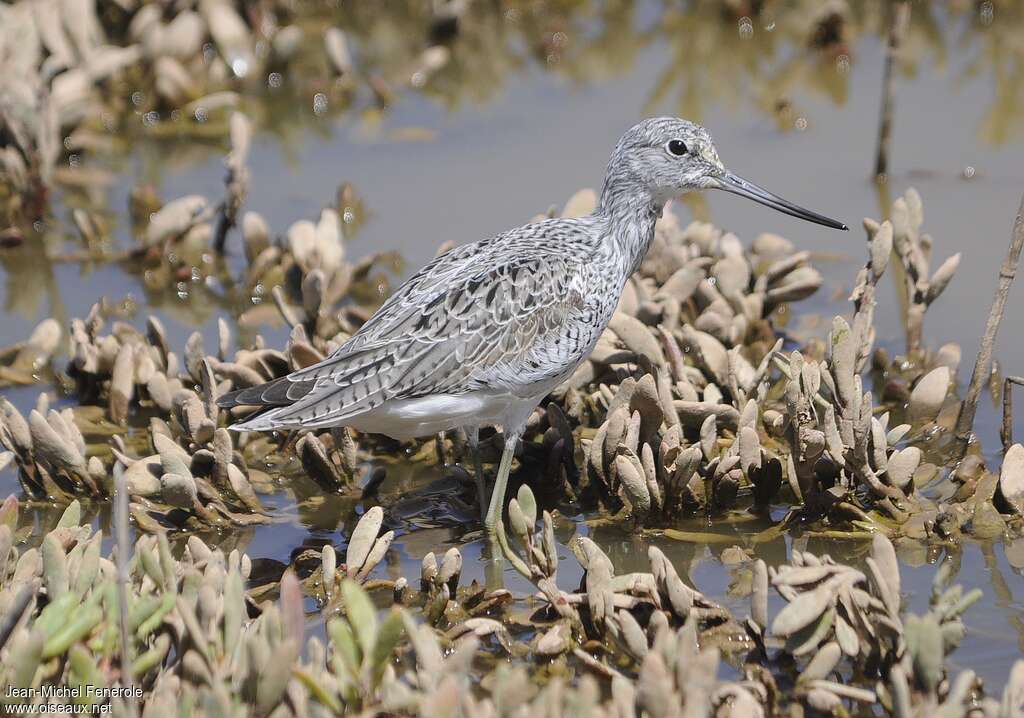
[114,466,138,718]
[1001,376,1024,451]
[955,193,1024,447]
[874,0,910,178]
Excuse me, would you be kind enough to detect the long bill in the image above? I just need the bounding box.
[714,171,848,231]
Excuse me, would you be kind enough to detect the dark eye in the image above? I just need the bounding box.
[667,139,688,156]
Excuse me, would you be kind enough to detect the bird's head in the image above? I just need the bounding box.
[602,117,847,231]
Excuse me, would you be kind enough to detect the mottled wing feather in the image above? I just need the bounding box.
[265,220,592,427]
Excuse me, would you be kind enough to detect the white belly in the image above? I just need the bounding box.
[346,390,543,440]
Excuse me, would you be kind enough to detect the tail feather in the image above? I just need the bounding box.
[227,406,288,432]
[217,376,316,408]
[218,337,407,430]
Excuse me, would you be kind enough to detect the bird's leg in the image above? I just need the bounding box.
[282,430,301,454]
[463,426,488,520]
[435,432,447,466]
[484,431,520,535]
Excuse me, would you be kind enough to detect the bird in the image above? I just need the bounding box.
[217,117,847,533]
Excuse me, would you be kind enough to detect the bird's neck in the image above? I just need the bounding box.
[596,178,663,278]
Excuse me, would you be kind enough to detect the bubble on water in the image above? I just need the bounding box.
[410,71,426,88]
[343,208,355,224]
[962,165,976,180]
[313,93,328,115]
[170,110,181,123]
[194,106,208,123]
[143,111,160,126]
[794,117,808,131]
[738,17,754,39]
[131,91,144,107]
[68,154,80,168]
[268,72,283,89]
[231,58,250,78]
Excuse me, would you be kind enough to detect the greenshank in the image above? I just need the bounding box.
[218,117,847,532]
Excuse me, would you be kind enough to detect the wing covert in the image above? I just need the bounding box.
[273,238,589,426]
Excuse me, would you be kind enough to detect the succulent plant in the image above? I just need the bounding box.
[0,453,1020,718]
[0,319,60,388]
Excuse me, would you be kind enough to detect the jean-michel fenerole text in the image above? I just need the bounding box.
[5,685,143,700]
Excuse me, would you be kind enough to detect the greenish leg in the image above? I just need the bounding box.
[463,426,488,520]
[484,432,520,535]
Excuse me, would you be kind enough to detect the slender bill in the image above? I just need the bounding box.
[714,172,848,231]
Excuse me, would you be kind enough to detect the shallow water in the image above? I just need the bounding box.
[2,0,1023,689]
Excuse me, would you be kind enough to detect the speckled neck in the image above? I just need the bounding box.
[596,173,663,279]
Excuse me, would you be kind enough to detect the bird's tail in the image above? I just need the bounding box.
[217,376,319,432]
[227,406,289,432]
[217,376,316,409]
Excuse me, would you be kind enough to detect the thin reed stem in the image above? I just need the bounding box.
[1001,376,1024,451]
[874,0,910,178]
[955,193,1024,448]
[114,466,139,718]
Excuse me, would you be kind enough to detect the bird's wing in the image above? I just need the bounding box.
[225,220,591,429]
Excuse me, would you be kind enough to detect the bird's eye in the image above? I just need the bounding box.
[667,139,688,156]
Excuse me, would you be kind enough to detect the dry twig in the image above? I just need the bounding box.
[874,0,911,178]
[955,193,1024,447]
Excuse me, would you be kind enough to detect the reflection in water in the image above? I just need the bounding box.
[4,1,1024,322]
[10,6,1024,177]
[329,1,1024,142]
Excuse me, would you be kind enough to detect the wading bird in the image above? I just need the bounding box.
[218,117,847,532]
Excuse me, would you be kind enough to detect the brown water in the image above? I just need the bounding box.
[2,0,1023,688]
